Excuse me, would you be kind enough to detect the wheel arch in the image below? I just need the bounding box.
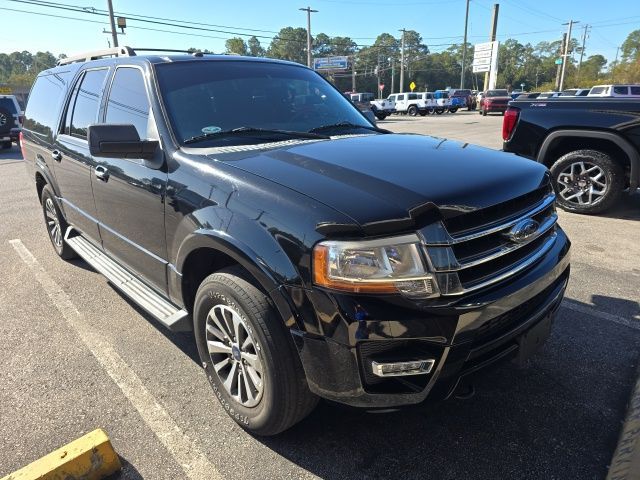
[537,129,639,191]
[174,230,302,332]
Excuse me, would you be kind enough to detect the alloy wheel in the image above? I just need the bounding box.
[557,161,608,206]
[206,304,264,407]
[45,198,63,247]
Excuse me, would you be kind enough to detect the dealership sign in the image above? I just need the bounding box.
[313,56,349,71]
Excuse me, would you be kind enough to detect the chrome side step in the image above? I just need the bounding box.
[65,232,190,332]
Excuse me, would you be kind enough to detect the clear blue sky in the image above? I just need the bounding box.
[0,0,637,66]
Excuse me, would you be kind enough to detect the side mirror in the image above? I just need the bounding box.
[88,124,158,160]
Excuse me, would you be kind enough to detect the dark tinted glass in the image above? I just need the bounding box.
[24,72,71,142]
[408,93,417,100]
[155,61,370,145]
[105,68,150,139]
[397,94,405,100]
[486,89,508,97]
[69,69,108,139]
[613,86,628,95]
[0,98,17,113]
[631,86,640,95]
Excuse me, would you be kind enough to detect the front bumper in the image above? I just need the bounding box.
[291,227,570,408]
[484,104,508,112]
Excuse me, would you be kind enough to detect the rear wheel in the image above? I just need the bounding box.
[550,149,624,214]
[435,108,444,115]
[482,109,487,116]
[194,267,318,435]
[40,184,76,259]
[448,108,458,113]
[407,105,418,116]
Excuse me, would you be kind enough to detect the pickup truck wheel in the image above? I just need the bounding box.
[449,108,458,113]
[407,106,418,116]
[194,267,318,435]
[419,111,427,116]
[40,185,76,259]
[482,109,487,116]
[375,113,387,120]
[550,149,624,214]
[435,108,444,115]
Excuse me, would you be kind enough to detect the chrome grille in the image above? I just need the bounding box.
[419,192,558,296]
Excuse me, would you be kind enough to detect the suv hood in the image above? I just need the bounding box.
[208,134,549,234]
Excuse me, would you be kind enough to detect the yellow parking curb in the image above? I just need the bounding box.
[1,429,121,480]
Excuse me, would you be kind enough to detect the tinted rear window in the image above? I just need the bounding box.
[486,90,509,97]
[631,86,640,95]
[0,98,18,113]
[24,72,72,142]
[613,86,628,95]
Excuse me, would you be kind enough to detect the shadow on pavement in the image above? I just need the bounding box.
[598,192,640,221]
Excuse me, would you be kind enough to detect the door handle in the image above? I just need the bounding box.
[94,165,109,181]
[51,150,62,162]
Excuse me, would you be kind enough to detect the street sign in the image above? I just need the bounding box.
[0,86,11,94]
[409,81,416,92]
[313,56,349,71]
[472,41,499,86]
[555,58,563,65]
[379,84,385,91]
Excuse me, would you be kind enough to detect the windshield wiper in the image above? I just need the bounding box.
[308,122,389,134]
[183,126,329,145]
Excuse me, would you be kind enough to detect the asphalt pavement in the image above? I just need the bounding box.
[1,114,639,479]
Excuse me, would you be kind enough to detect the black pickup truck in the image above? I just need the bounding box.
[22,47,570,435]
[503,97,640,214]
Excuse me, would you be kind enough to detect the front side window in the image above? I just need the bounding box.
[67,69,108,139]
[155,61,372,146]
[397,94,405,101]
[105,67,150,139]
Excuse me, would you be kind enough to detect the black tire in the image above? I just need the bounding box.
[419,111,427,116]
[549,149,625,215]
[407,105,418,116]
[435,108,444,115]
[482,109,487,116]
[194,267,318,436]
[40,184,76,259]
[375,113,387,120]
[449,108,458,113]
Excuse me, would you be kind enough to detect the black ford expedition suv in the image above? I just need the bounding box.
[22,47,570,435]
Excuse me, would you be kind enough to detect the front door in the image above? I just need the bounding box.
[90,66,168,292]
[53,67,110,242]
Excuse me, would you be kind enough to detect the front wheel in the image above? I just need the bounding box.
[550,149,624,214]
[407,105,418,116]
[194,267,318,435]
[482,109,487,116]
[448,108,458,113]
[435,108,444,115]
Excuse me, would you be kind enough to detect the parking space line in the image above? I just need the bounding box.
[9,239,223,480]
[562,300,640,331]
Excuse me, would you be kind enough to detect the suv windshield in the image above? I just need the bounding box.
[155,60,373,146]
[486,90,509,97]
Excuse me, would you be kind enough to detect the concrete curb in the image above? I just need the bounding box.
[1,429,121,480]
[607,365,640,480]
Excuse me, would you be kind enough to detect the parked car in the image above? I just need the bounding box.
[22,47,571,435]
[387,92,428,116]
[537,91,562,99]
[433,90,451,114]
[560,88,590,97]
[587,84,640,98]
[0,94,22,148]
[346,92,377,123]
[415,92,436,115]
[448,89,476,110]
[370,97,396,120]
[514,92,541,99]
[504,96,640,214]
[479,89,511,116]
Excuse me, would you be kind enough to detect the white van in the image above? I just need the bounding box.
[587,85,640,98]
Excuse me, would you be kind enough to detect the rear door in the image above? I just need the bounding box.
[90,66,168,291]
[396,94,406,112]
[54,67,109,241]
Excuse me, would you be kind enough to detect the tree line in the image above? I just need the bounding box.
[1,28,638,95]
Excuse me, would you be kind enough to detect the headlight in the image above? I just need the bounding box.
[313,234,439,298]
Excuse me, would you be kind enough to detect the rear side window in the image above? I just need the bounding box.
[613,86,628,95]
[397,94,405,100]
[105,68,150,139]
[362,93,374,102]
[24,72,71,142]
[408,93,417,100]
[631,86,640,95]
[65,68,108,139]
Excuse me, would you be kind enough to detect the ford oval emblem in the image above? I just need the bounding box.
[505,218,540,243]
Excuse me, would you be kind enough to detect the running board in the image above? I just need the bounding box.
[65,232,190,332]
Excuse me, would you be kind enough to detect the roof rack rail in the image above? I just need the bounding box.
[57,46,136,66]
[56,46,214,66]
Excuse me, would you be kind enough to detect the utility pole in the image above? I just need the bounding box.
[351,61,356,92]
[483,4,499,91]
[559,20,578,91]
[577,24,589,82]
[613,46,620,82]
[399,29,406,93]
[106,0,118,47]
[391,57,395,94]
[555,33,566,91]
[299,6,318,69]
[460,0,470,89]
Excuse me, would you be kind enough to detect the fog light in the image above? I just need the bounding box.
[371,359,435,377]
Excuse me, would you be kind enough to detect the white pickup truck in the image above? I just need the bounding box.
[370,97,396,120]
